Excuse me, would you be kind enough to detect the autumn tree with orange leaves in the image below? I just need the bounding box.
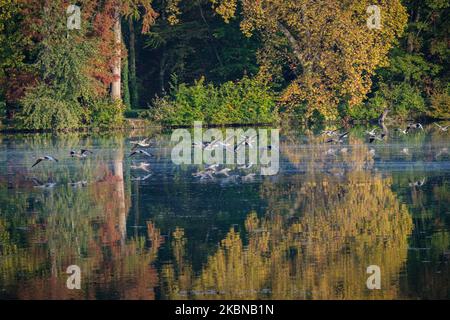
[1,0,158,129]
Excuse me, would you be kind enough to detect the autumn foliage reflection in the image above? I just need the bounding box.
[159,135,413,299]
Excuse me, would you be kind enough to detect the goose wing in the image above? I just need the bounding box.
[31,158,43,168]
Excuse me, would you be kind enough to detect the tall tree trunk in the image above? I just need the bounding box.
[199,4,223,68]
[128,18,139,108]
[122,51,131,110]
[111,9,122,101]
[277,22,311,74]
[407,2,420,54]
[159,48,167,95]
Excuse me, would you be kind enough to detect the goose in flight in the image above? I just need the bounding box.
[32,177,57,188]
[259,145,273,150]
[192,169,215,179]
[130,162,151,172]
[234,135,257,151]
[70,149,93,159]
[435,123,449,132]
[326,132,349,144]
[204,137,223,151]
[241,173,256,182]
[31,156,58,168]
[192,141,208,148]
[203,135,236,151]
[215,168,231,177]
[206,163,220,171]
[325,148,337,156]
[409,178,426,187]
[68,180,88,187]
[368,132,386,143]
[395,128,408,135]
[435,147,449,159]
[130,138,151,151]
[131,173,152,181]
[321,129,339,137]
[129,149,153,158]
[407,123,423,132]
[238,162,254,170]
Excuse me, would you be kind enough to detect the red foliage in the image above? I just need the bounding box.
[6,0,159,102]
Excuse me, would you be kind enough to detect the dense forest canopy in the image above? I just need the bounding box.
[0,0,448,130]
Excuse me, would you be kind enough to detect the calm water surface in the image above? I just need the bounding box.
[0,124,449,299]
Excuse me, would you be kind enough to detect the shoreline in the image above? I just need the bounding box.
[0,117,447,134]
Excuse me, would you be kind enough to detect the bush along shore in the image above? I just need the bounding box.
[0,1,448,132]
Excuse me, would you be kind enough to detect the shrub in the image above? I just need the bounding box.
[348,83,426,121]
[89,99,126,129]
[16,84,84,130]
[428,90,450,120]
[141,76,278,126]
[16,83,125,131]
[0,100,5,124]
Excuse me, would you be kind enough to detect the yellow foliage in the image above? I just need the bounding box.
[210,0,238,23]
[216,0,408,120]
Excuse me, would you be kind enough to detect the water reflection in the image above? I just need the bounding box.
[0,125,449,299]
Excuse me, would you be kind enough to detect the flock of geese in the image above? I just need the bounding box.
[28,122,448,188]
[29,139,157,187]
[320,122,449,188]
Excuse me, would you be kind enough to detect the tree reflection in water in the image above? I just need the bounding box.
[0,127,449,299]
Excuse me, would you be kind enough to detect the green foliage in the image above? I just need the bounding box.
[0,0,25,78]
[122,54,131,110]
[357,0,450,122]
[349,83,426,121]
[0,99,5,123]
[13,0,125,131]
[381,50,441,84]
[428,89,450,119]
[90,99,126,129]
[141,76,278,126]
[140,1,259,101]
[16,83,85,130]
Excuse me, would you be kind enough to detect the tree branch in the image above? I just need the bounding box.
[277,22,304,64]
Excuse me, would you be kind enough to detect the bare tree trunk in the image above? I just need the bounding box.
[111,9,122,101]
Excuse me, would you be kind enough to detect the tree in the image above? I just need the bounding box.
[374,0,450,120]
[213,0,408,120]
[112,0,159,102]
[128,18,139,108]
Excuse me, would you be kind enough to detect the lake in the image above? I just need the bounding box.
[0,124,449,299]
